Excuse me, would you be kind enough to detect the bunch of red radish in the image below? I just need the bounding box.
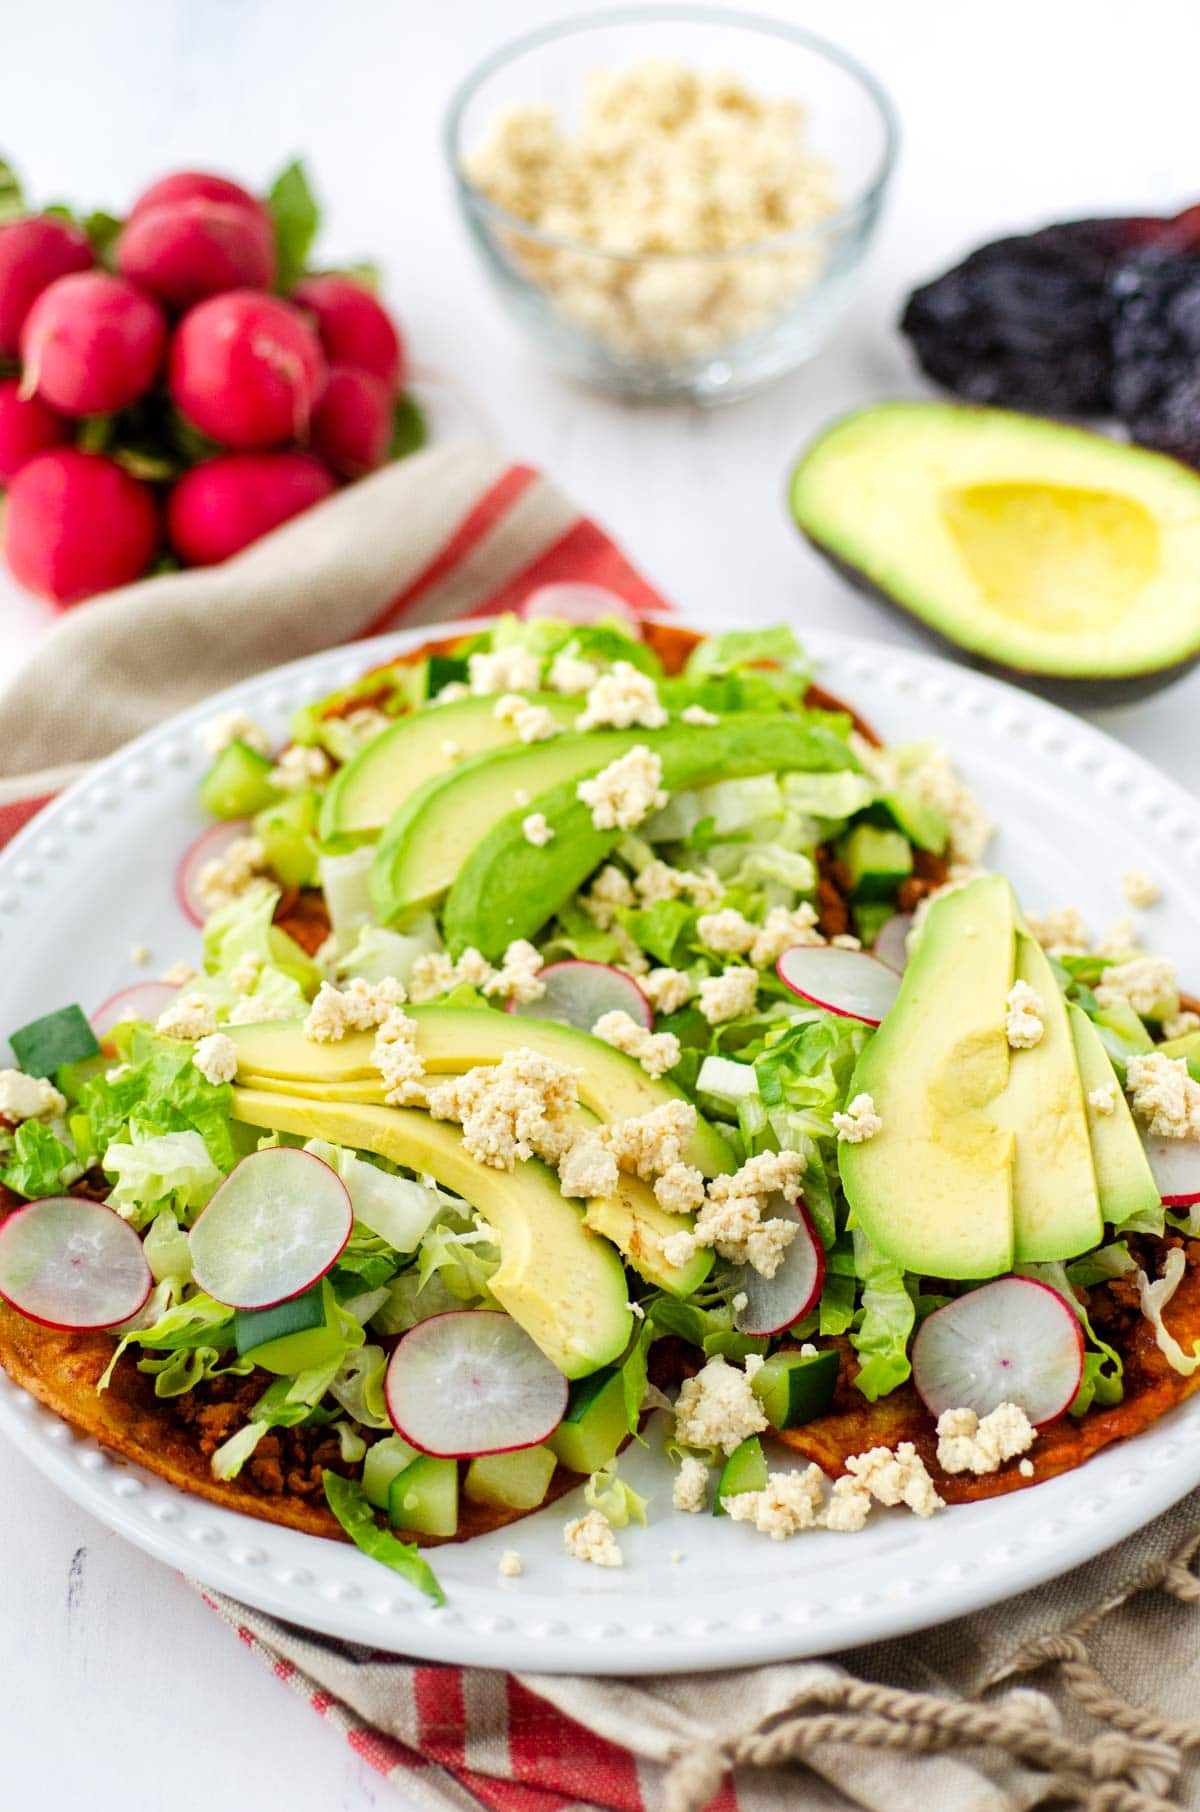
[0,168,408,605]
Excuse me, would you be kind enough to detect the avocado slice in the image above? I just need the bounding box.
[226,1007,735,1177]
[583,1170,712,1297]
[230,1086,632,1379]
[436,715,856,956]
[790,402,1200,691]
[1069,1003,1162,1229]
[320,693,580,841]
[993,933,1102,1263]
[839,876,1017,1279]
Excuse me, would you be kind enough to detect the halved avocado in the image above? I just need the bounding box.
[319,693,580,840]
[230,1087,632,1379]
[790,402,1200,693]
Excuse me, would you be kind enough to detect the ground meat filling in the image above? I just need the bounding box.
[168,1370,350,1500]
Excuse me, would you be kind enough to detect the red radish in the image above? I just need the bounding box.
[188,1147,353,1310]
[292,274,403,394]
[92,981,180,1038]
[506,959,652,1032]
[129,171,268,229]
[4,450,159,605]
[522,582,640,625]
[20,272,166,417]
[168,290,327,448]
[872,912,913,976]
[911,1276,1085,1425]
[0,378,69,484]
[1141,1134,1200,1207]
[117,199,276,310]
[0,1196,152,1331]
[385,1310,569,1457]
[776,944,901,1026]
[731,1198,825,1336]
[176,818,254,926]
[167,450,335,566]
[0,215,93,360]
[310,366,392,479]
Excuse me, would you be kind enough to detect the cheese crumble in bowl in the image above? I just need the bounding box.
[445,8,898,401]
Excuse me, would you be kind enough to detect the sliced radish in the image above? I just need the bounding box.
[506,959,652,1031]
[872,913,913,976]
[776,945,901,1026]
[92,981,179,1038]
[176,818,254,926]
[384,1309,569,1457]
[732,1199,825,1337]
[188,1147,352,1310]
[911,1276,1084,1425]
[520,582,640,625]
[0,1197,152,1331]
[1142,1134,1200,1207]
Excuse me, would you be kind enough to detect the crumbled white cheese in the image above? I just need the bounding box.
[156,992,218,1042]
[468,647,542,696]
[493,694,561,743]
[731,1290,749,1314]
[1095,954,1178,1020]
[268,743,330,793]
[498,1548,523,1578]
[844,1443,944,1517]
[304,976,407,1043]
[642,967,691,1016]
[482,939,546,1005]
[1005,979,1045,1050]
[558,1137,620,1200]
[200,710,271,759]
[935,1403,1035,1476]
[547,651,599,695]
[1018,1459,1035,1478]
[522,812,555,848]
[575,661,667,733]
[228,953,261,995]
[426,1047,579,1168]
[591,1009,680,1078]
[196,835,267,917]
[563,1508,622,1567]
[681,704,720,726]
[696,908,756,957]
[1026,906,1090,955]
[603,1099,696,1179]
[1096,915,1138,962]
[833,1093,883,1144]
[750,903,823,969]
[338,706,392,749]
[1125,1052,1200,1140]
[580,864,635,928]
[130,943,151,967]
[409,947,497,1003]
[672,1454,710,1514]
[577,746,668,831]
[654,1161,707,1216]
[821,1477,873,1533]
[851,736,992,867]
[669,1150,805,1278]
[698,966,758,1025]
[1088,1084,1118,1116]
[723,1466,825,1539]
[513,788,531,808]
[634,859,722,909]
[434,680,471,704]
[192,1032,239,1086]
[831,933,862,950]
[0,1069,66,1123]
[160,961,197,987]
[1122,868,1160,910]
[674,1356,769,1455]
[227,994,291,1026]
[372,1008,427,1107]
[1164,1010,1200,1041]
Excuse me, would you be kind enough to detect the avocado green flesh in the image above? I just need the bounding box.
[790,401,1200,680]
[1069,1004,1162,1229]
[230,1087,632,1380]
[226,1008,735,1177]
[439,714,856,957]
[583,1173,713,1297]
[839,876,1017,1280]
[320,693,580,840]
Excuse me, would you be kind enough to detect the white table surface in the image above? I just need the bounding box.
[3,0,1200,1803]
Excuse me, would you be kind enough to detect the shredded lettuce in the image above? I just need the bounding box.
[98,1290,234,1391]
[755,1013,872,1142]
[305,1139,446,1252]
[333,915,442,986]
[322,1473,445,1603]
[143,1206,193,1286]
[202,879,320,994]
[104,1128,222,1225]
[328,1344,391,1430]
[1,1120,77,1198]
[584,1457,648,1528]
[140,1343,254,1398]
[370,1266,465,1336]
[1134,1247,1200,1379]
[74,1034,239,1175]
[850,1230,915,1400]
[415,1210,500,1304]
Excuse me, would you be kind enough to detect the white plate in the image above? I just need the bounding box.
[1,620,1198,1675]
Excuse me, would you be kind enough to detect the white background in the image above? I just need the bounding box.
[3,1,1200,1806]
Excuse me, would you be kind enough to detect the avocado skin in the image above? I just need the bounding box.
[441,715,856,959]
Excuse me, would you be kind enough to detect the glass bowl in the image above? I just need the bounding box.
[445,6,898,404]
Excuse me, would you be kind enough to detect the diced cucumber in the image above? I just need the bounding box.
[713,1435,767,1516]
[235,1280,345,1373]
[465,1444,556,1512]
[388,1454,459,1538]
[11,1003,100,1078]
[254,790,320,889]
[362,1433,420,1510]
[199,740,279,820]
[548,1366,627,1475]
[751,1348,839,1430]
[876,788,948,854]
[837,823,912,902]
